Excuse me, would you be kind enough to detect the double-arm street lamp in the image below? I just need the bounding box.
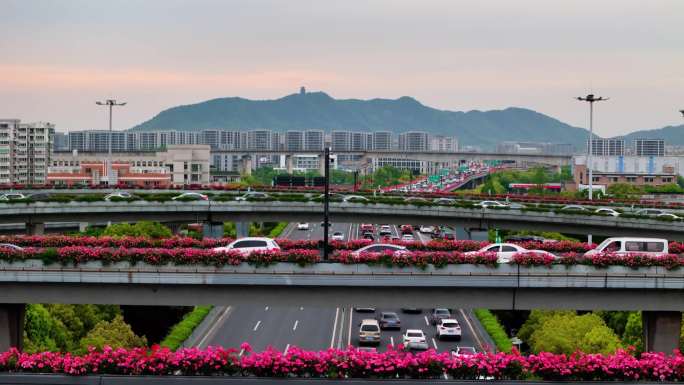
[576,94,608,200]
[95,99,126,185]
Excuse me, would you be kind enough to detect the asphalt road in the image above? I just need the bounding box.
[197,221,490,354]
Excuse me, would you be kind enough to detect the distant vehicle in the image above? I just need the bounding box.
[343,195,369,203]
[26,192,52,201]
[377,312,401,330]
[360,223,375,232]
[451,346,477,356]
[441,231,456,240]
[508,202,526,209]
[428,308,452,325]
[401,307,422,313]
[595,208,620,217]
[358,319,381,345]
[436,319,462,340]
[172,192,208,201]
[354,307,376,313]
[332,231,345,241]
[235,192,269,201]
[213,237,280,255]
[402,329,428,350]
[297,222,309,230]
[362,232,375,241]
[560,205,587,212]
[476,200,507,208]
[635,208,667,216]
[404,197,429,204]
[434,198,456,205]
[320,221,333,227]
[658,213,682,220]
[584,237,668,257]
[0,243,24,251]
[105,191,133,201]
[353,244,408,255]
[465,242,555,263]
[0,193,27,201]
[419,225,434,234]
[400,224,413,234]
[505,235,545,243]
[401,234,414,241]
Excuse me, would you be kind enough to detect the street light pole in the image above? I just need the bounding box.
[96,99,126,186]
[576,94,608,200]
[322,147,330,261]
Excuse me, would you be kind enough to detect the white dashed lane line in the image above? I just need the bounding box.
[253,320,261,331]
[293,320,299,331]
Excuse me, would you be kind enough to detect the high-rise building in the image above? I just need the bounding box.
[285,130,304,151]
[304,130,324,151]
[331,130,352,151]
[429,135,459,152]
[247,130,273,151]
[372,131,392,150]
[588,138,624,156]
[635,139,665,157]
[399,131,429,151]
[0,119,54,185]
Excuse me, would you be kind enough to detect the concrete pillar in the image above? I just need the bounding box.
[236,222,249,238]
[26,223,44,235]
[286,155,294,175]
[167,223,182,235]
[0,304,25,351]
[203,222,224,239]
[643,311,682,353]
[241,156,252,176]
[78,222,89,232]
[318,154,325,176]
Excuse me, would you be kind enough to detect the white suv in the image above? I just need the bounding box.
[436,319,462,341]
[213,237,280,255]
[402,329,428,350]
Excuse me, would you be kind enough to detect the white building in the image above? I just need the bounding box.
[0,119,54,185]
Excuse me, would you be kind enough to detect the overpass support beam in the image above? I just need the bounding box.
[79,222,89,232]
[318,154,325,176]
[643,311,681,353]
[286,155,294,175]
[27,223,44,235]
[236,222,249,238]
[203,221,224,239]
[0,304,25,352]
[240,156,252,176]
[167,223,182,235]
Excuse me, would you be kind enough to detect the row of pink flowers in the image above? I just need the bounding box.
[3,345,684,380]
[0,235,233,249]
[1,246,683,269]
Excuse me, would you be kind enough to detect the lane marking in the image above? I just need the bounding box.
[196,306,233,349]
[284,344,290,354]
[293,320,299,331]
[264,306,269,311]
[347,305,353,347]
[390,336,394,347]
[459,309,485,352]
[444,373,449,380]
[330,307,340,349]
[347,223,353,241]
[432,338,438,350]
[253,320,261,331]
[239,349,245,356]
[336,307,346,349]
[300,306,304,311]
[424,316,429,326]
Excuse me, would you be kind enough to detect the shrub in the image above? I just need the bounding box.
[160,306,213,351]
[474,309,512,353]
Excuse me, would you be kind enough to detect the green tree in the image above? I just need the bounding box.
[622,311,643,352]
[594,311,631,338]
[103,221,172,238]
[517,309,574,343]
[78,315,147,354]
[529,313,621,354]
[23,304,72,352]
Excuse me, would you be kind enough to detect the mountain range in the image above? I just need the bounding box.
[130,91,684,150]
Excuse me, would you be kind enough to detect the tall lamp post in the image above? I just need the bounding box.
[96,99,126,185]
[680,110,684,118]
[576,94,608,200]
[322,147,331,261]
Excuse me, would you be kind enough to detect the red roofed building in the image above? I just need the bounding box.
[47,161,171,187]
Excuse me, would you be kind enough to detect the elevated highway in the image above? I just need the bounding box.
[2,200,684,239]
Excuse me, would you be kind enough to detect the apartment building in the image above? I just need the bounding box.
[0,119,54,185]
[372,131,392,150]
[635,138,665,157]
[304,130,324,151]
[398,131,429,151]
[587,138,625,156]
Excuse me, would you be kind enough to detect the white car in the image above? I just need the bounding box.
[331,231,345,241]
[352,244,408,256]
[342,195,369,203]
[105,191,132,201]
[297,222,309,230]
[584,237,668,257]
[476,200,507,208]
[401,234,414,241]
[595,208,620,217]
[451,346,477,356]
[402,329,429,350]
[213,237,280,255]
[465,243,555,263]
[171,192,208,201]
[0,243,24,251]
[436,319,462,340]
[658,213,682,220]
[0,193,27,201]
[419,225,435,233]
[235,192,270,201]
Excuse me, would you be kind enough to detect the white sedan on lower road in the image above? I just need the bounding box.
[297,222,309,230]
[403,329,429,350]
[465,243,555,263]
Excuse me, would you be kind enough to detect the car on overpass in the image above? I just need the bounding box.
[235,191,270,201]
[0,192,26,201]
[465,242,556,263]
[584,237,668,257]
[213,237,280,255]
[595,207,620,217]
[476,200,507,208]
[343,195,369,203]
[172,192,208,201]
[104,191,133,201]
[560,204,587,212]
[352,244,408,256]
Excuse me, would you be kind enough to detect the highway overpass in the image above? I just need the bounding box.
[2,201,684,239]
[1,262,683,352]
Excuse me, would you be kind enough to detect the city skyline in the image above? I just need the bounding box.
[1,0,683,136]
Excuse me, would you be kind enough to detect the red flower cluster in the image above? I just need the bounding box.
[0,235,233,249]
[331,250,498,268]
[3,346,684,380]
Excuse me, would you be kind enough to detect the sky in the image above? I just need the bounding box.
[1,0,683,136]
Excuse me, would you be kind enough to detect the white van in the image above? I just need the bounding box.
[584,237,668,257]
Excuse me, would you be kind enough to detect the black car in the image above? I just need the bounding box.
[428,308,452,325]
[27,192,52,201]
[401,307,422,314]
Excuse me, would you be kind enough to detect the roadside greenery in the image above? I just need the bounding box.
[160,305,213,351]
[480,166,572,195]
[102,221,172,239]
[474,309,512,353]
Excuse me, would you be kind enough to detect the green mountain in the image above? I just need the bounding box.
[619,124,684,145]
[131,91,592,149]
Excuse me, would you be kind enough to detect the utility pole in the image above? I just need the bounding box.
[322,147,330,260]
[576,94,608,200]
[95,99,126,186]
[680,109,684,118]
